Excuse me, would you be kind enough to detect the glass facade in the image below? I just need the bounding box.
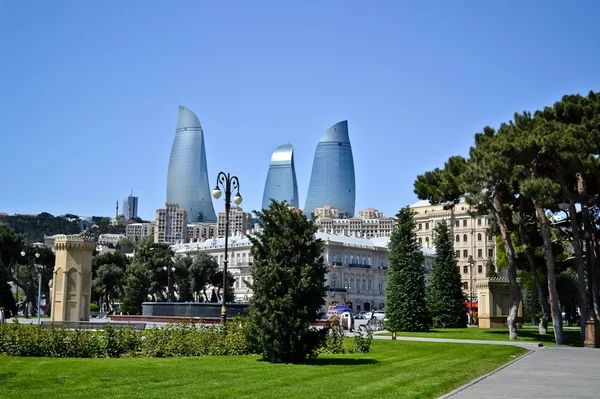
[304,121,356,218]
[261,144,299,210]
[122,196,138,219]
[166,106,216,223]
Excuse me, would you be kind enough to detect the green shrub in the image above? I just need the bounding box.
[90,303,100,312]
[319,316,345,354]
[350,329,373,353]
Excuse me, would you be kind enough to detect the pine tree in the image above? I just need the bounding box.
[245,200,328,363]
[386,207,430,332]
[427,220,467,328]
[0,266,17,318]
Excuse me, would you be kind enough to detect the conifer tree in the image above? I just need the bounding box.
[386,207,430,332]
[245,200,328,363]
[427,220,467,328]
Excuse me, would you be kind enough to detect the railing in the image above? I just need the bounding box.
[331,261,343,267]
[349,263,371,269]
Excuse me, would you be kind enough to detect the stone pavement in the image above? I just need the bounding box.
[362,332,600,398]
[442,346,600,398]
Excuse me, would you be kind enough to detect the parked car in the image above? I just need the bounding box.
[355,311,367,319]
[365,310,385,320]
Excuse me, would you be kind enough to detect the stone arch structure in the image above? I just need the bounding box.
[50,235,96,322]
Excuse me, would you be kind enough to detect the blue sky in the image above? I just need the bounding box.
[1,1,599,220]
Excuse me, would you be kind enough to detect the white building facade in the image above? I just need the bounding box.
[171,232,433,313]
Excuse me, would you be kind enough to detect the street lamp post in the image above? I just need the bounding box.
[20,251,40,319]
[212,171,243,325]
[163,266,176,302]
[577,174,600,348]
[468,255,474,325]
[36,264,43,324]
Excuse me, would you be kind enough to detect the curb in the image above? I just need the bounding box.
[437,349,538,399]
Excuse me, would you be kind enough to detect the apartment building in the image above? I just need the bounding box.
[315,207,394,238]
[216,206,252,237]
[410,200,495,293]
[155,203,188,244]
[125,222,155,241]
[187,223,218,242]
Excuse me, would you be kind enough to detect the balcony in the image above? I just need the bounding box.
[331,261,343,267]
[349,263,371,269]
[327,287,347,293]
[378,266,388,270]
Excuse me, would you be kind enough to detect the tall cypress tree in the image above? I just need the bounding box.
[386,207,430,332]
[427,220,467,328]
[245,200,328,363]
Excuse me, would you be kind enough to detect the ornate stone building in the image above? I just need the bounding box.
[410,200,496,294]
[216,206,252,237]
[314,207,394,238]
[155,203,188,244]
[171,232,433,313]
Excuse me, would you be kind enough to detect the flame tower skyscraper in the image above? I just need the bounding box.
[304,121,356,218]
[166,105,216,223]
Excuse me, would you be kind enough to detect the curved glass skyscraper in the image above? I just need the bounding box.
[304,121,356,218]
[261,144,299,210]
[166,105,216,223]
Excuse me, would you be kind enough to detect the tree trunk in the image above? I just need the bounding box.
[532,198,565,344]
[493,195,521,340]
[567,199,587,343]
[524,246,550,334]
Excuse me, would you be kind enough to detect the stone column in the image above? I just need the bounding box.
[50,235,96,322]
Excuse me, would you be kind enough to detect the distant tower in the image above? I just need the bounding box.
[261,144,299,210]
[304,121,356,218]
[166,105,217,223]
[115,200,119,222]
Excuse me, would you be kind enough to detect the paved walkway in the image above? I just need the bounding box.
[370,333,543,350]
[442,346,600,398]
[361,332,600,398]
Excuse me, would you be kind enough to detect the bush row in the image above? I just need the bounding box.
[0,318,371,358]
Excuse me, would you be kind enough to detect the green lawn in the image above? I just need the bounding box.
[380,326,582,346]
[0,341,526,399]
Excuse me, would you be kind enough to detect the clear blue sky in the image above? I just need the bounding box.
[1,1,599,220]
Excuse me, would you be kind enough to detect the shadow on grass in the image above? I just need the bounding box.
[255,357,379,366]
[302,358,379,366]
[483,329,582,346]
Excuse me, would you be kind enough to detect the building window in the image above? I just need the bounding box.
[478,233,482,241]
[425,237,429,247]
[478,249,483,258]
[463,282,468,289]
[425,222,429,230]
[477,218,482,226]
[488,248,494,258]
[463,220,467,227]
[418,237,422,244]
[455,235,460,242]
[478,265,483,274]
[455,250,460,258]
[368,279,372,291]
[463,266,468,274]
[488,235,493,241]
[455,220,459,227]
[463,234,468,242]
[463,249,468,257]
[418,223,422,230]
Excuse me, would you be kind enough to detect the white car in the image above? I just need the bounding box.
[365,310,385,320]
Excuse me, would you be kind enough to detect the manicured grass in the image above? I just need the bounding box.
[0,340,526,399]
[380,326,582,346]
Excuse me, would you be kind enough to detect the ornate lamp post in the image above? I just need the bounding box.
[163,265,176,302]
[468,255,475,325]
[212,171,242,325]
[576,174,600,348]
[20,250,40,319]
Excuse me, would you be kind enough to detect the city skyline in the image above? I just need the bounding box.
[1,2,599,219]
